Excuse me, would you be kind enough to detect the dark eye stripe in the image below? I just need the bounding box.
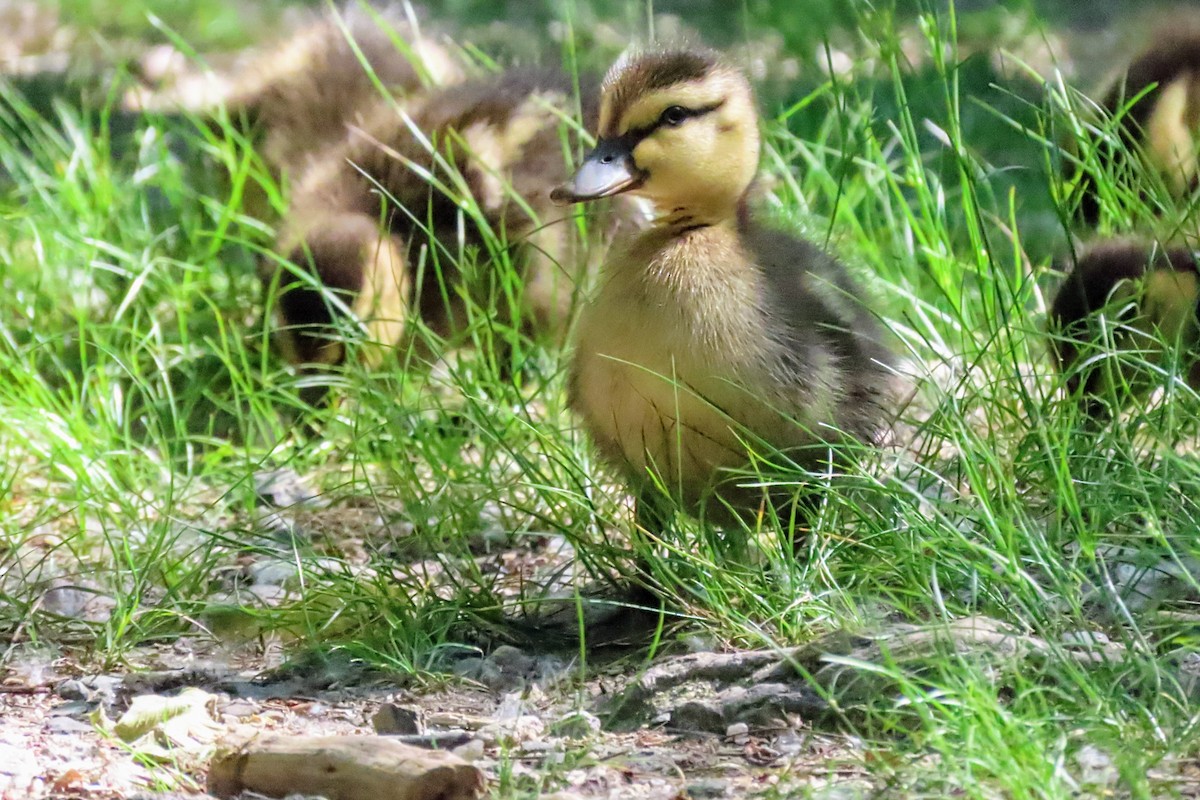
[591,99,727,166]
[625,99,725,142]
[661,102,721,126]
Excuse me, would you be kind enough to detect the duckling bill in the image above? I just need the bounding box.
[556,48,896,527]
[550,138,646,202]
[1050,239,1200,414]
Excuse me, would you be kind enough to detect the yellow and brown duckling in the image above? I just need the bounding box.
[270,66,607,370]
[552,47,896,527]
[1050,238,1200,414]
[133,10,618,388]
[1068,29,1200,225]
[131,7,463,177]
[224,10,464,177]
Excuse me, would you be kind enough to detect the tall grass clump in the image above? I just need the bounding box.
[701,4,1200,794]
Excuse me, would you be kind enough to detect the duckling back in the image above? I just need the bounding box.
[1050,239,1200,414]
[126,7,463,178]
[744,225,897,445]
[1056,27,1200,416]
[222,8,463,175]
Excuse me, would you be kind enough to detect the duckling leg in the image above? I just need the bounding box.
[270,211,410,378]
[772,491,820,558]
[632,490,675,549]
[628,490,677,599]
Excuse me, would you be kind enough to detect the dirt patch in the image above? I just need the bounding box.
[0,634,878,799]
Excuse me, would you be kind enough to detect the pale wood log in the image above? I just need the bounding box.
[207,734,485,800]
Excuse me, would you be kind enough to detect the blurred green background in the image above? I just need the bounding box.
[20,0,1198,266]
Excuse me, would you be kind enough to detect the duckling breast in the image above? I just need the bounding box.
[570,225,844,507]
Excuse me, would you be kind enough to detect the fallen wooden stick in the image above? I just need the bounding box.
[208,734,485,800]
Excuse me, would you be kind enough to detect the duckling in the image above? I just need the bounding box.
[130,11,608,383]
[129,6,463,177]
[1067,30,1200,225]
[552,48,896,528]
[270,67,605,370]
[1050,238,1200,415]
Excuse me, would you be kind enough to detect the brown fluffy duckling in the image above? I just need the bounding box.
[552,47,896,527]
[1050,238,1200,414]
[131,7,462,177]
[270,67,605,370]
[132,10,610,386]
[1068,30,1200,225]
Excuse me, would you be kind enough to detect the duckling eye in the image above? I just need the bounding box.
[660,105,689,126]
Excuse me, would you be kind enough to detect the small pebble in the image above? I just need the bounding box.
[480,714,544,746]
[451,738,485,762]
[248,558,299,588]
[1075,744,1118,787]
[48,701,92,718]
[426,712,489,730]
[774,729,806,756]
[548,710,601,740]
[490,645,536,673]
[669,701,724,734]
[686,778,730,798]
[45,717,94,735]
[372,704,422,735]
[217,700,257,719]
[55,679,88,701]
[725,722,750,745]
[253,468,323,509]
[40,585,115,622]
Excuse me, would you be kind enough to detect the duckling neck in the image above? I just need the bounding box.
[651,189,750,231]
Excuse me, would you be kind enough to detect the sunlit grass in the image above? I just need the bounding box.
[3,0,1200,796]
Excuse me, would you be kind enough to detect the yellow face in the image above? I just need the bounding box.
[607,70,760,213]
[552,54,760,220]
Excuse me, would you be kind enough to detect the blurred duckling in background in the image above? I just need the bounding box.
[130,5,463,177]
[1050,238,1200,415]
[153,7,618,380]
[271,66,606,370]
[552,47,896,530]
[225,8,462,175]
[1067,29,1200,226]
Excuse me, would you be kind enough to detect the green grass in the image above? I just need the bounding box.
[4,0,1200,796]
[55,0,311,49]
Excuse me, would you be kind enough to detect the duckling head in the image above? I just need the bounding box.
[552,47,759,224]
